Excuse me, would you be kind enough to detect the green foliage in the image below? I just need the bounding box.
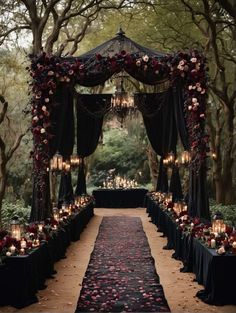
[88,120,150,187]
[1,200,31,228]
[210,202,236,227]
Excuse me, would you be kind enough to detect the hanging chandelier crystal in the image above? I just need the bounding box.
[110,73,135,126]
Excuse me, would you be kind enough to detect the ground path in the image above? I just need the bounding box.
[1,208,235,313]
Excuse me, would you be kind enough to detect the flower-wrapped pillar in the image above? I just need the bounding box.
[169,50,210,219]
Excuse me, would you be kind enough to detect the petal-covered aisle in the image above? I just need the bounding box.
[75,216,170,312]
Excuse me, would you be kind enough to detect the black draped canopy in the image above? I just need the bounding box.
[30,28,210,221]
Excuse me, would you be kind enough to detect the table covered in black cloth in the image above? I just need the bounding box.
[93,188,148,208]
[145,195,236,305]
[0,203,94,309]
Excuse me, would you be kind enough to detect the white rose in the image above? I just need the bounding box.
[40,128,46,134]
[42,106,47,111]
[190,57,197,63]
[192,98,198,103]
[142,55,149,62]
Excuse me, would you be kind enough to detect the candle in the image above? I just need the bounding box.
[9,245,16,253]
[211,239,216,248]
[190,222,194,228]
[38,223,43,232]
[20,248,25,255]
[20,239,27,249]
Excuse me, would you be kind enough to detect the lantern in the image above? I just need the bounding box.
[53,206,59,222]
[212,212,226,234]
[50,151,63,171]
[10,216,21,240]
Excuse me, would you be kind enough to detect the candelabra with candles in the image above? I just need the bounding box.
[163,151,190,169]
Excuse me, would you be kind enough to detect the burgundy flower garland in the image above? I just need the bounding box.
[28,50,208,198]
[168,50,209,172]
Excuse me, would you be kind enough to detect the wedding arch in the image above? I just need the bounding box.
[29,29,210,221]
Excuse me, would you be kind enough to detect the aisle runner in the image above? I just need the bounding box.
[75,217,170,312]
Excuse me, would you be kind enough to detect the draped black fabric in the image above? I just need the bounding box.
[75,94,111,195]
[50,85,75,158]
[58,172,74,205]
[51,86,75,206]
[188,165,210,219]
[172,84,189,150]
[135,89,177,156]
[75,159,87,196]
[77,94,111,157]
[169,167,183,202]
[135,90,177,193]
[156,158,169,192]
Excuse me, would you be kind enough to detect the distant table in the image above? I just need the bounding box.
[93,188,148,208]
[145,195,236,305]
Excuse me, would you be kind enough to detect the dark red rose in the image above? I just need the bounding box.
[96,54,102,61]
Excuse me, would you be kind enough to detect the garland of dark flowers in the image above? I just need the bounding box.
[28,50,208,197]
[168,50,209,172]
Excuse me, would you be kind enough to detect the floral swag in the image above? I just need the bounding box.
[28,49,209,199]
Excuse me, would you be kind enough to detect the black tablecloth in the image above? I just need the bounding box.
[145,195,236,305]
[93,189,148,208]
[0,203,94,308]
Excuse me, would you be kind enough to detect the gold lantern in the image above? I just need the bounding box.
[212,212,226,234]
[10,216,21,240]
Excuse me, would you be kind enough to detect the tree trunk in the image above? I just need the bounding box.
[32,26,43,54]
[146,144,158,190]
[222,108,235,204]
[0,162,7,227]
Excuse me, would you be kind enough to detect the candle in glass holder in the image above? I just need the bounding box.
[232,241,236,254]
[38,223,43,232]
[211,239,216,248]
[20,239,27,249]
[20,248,25,255]
[9,245,16,253]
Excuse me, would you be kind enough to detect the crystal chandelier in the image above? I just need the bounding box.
[111,73,135,126]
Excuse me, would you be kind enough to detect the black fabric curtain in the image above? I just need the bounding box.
[156,157,168,192]
[58,172,74,205]
[135,89,177,192]
[75,94,111,195]
[53,86,75,205]
[188,165,210,220]
[50,85,75,158]
[172,84,189,150]
[169,167,183,201]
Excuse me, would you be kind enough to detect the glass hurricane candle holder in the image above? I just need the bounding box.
[10,216,21,241]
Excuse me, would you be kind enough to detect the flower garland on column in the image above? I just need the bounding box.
[28,53,83,206]
[168,50,209,172]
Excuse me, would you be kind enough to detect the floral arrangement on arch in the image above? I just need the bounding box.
[168,50,209,172]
